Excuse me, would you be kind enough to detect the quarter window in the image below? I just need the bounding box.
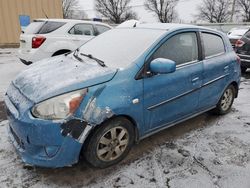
[69,24,94,36]
[37,21,66,34]
[202,33,225,58]
[152,32,199,65]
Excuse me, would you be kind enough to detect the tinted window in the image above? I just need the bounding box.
[69,24,94,36]
[152,32,198,65]
[37,21,66,34]
[95,25,111,35]
[202,33,225,57]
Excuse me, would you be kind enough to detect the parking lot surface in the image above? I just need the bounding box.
[0,49,250,187]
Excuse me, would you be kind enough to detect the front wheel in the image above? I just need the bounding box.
[84,117,135,168]
[213,85,236,115]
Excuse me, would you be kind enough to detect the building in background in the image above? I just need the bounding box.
[0,0,63,47]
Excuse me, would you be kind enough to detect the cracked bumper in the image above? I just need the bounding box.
[6,110,88,168]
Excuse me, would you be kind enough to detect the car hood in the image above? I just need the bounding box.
[12,55,117,103]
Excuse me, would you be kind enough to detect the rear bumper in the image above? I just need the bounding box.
[20,58,32,65]
[18,48,52,64]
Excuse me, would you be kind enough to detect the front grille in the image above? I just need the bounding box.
[10,126,25,149]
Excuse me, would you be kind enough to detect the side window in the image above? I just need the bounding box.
[202,33,225,58]
[152,32,199,65]
[95,25,111,35]
[69,24,94,36]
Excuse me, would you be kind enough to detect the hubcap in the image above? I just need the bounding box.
[97,126,129,161]
[220,88,233,111]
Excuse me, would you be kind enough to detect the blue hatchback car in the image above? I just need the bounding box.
[5,23,241,168]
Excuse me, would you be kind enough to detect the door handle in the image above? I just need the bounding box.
[191,77,199,82]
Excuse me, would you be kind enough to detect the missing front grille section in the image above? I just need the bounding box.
[61,119,88,140]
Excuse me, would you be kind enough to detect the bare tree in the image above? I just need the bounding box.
[237,0,250,21]
[62,0,86,19]
[197,0,232,23]
[144,0,179,23]
[95,0,138,24]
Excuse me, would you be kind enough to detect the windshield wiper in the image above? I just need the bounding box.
[80,53,106,67]
[73,49,84,62]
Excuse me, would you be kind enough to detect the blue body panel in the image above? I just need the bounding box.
[4,25,241,168]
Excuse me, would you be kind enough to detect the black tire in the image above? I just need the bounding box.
[84,117,135,168]
[213,85,236,115]
[52,50,71,57]
[241,66,247,73]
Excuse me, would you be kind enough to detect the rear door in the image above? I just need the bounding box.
[199,32,231,109]
[143,31,203,132]
[68,23,95,47]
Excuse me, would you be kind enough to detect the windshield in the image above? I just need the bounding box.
[78,28,165,68]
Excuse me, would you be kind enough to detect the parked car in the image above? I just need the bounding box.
[5,23,241,168]
[18,19,112,65]
[227,27,250,47]
[235,30,250,73]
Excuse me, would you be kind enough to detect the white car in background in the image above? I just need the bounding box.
[18,19,112,65]
[227,27,250,47]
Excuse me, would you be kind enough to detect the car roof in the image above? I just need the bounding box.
[34,18,111,27]
[135,23,211,31]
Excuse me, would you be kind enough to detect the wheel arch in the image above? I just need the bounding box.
[230,81,239,98]
[81,115,139,155]
[52,49,71,56]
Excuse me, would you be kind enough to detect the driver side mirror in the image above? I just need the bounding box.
[150,58,176,74]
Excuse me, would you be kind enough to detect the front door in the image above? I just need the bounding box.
[143,31,203,132]
[68,23,95,47]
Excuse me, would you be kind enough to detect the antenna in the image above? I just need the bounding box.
[42,8,49,19]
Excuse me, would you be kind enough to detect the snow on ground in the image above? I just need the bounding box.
[0,48,26,101]
[0,48,250,187]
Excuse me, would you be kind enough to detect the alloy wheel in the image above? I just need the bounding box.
[97,126,129,162]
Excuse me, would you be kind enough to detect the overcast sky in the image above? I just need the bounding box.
[78,0,201,23]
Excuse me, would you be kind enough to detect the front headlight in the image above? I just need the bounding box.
[31,89,88,120]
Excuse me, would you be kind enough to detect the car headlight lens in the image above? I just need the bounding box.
[31,89,87,120]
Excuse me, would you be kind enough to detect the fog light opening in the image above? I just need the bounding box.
[44,146,60,158]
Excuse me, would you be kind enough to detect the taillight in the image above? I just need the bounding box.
[235,39,245,48]
[32,36,46,48]
[236,55,241,64]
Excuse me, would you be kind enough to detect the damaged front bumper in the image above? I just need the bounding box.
[6,107,92,168]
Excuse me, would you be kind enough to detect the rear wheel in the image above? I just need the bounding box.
[84,117,135,168]
[213,85,235,115]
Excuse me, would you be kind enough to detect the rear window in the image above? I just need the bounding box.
[202,33,225,58]
[23,21,45,34]
[37,21,66,34]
